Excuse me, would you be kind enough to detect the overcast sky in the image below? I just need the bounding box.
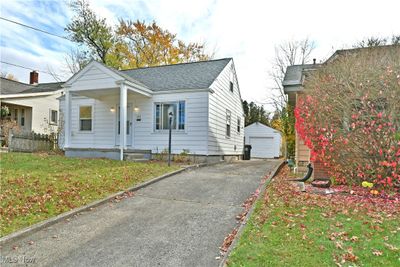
[1,0,399,111]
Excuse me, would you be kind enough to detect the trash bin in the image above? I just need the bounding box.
[243,145,252,160]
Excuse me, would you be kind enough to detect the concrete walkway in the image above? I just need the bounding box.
[1,160,279,267]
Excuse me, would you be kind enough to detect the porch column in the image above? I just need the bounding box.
[64,87,71,148]
[119,83,127,160]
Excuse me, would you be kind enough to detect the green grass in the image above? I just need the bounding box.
[0,152,179,237]
[227,168,400,267]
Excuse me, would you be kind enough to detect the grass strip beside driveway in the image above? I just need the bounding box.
[227,166,400,266]
[0,152,179,237]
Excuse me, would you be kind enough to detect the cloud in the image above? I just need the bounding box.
[1,0,399,111]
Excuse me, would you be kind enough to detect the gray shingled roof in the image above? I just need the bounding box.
[0,78,63,95]
[282,64,320,86]
[0,78,33,94]
[120,58,231,91]
[20,82,63,93]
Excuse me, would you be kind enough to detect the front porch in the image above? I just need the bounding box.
[63,82,152,161]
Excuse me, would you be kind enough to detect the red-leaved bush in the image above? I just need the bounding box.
[295,46,400,191]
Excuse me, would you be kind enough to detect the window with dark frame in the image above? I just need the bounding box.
[155,101,185,130]
[237,117,241,133]
[229,81,234,92]
[20,109,25,126]
[50,110,58,125]
[79,106,92,131]
[14,109,18,122]
[226,110,231,137]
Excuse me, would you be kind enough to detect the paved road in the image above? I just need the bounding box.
[1,160,279,267]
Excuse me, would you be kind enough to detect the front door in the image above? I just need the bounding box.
[115,105,133,146]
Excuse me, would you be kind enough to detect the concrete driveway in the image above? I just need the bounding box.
[1,159,279,267]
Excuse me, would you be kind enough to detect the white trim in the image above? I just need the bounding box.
[49,109,58,125]
[64,89,71,147]
[152,88,211,94]
[65,61,124,86]
[153,100,186,133]
[119,83,127,160]
[0,89,63,99]
[117,80,152,96]
[78,105,94,133]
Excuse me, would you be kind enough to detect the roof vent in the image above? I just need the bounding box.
[29,71,38,85]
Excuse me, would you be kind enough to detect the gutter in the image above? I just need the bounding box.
[0,89,63,99]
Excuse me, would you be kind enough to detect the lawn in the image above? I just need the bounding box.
[227,166,400,267]
[0,152,179,237]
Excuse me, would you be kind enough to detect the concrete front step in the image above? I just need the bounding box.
[124,153,150,162]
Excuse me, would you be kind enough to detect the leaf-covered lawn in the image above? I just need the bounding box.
[0,152,179,237]
[227,166,400,266]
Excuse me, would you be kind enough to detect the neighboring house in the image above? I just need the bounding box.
[0,72,63,134]
[244,122,281,158]
[282,45,398,177]
[282,63,320,173]
[59,58,245,161]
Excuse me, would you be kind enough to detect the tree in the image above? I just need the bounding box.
[66,0,115,66]
[0,72,18,81]
[295,46,400,190]
[65,0,212,72]
[268,38,316,158]
[116,20,210,69]
[354,35,400,48]
[242,101,270,126]
[270,38,316,108]
[64,48,90,74]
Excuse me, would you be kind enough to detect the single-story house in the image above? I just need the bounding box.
[59,58,245,161]
[244,122,281,158]
[0,72,63,134]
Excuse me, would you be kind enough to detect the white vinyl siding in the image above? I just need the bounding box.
[208,60,244,155]
[3,92,61,134]
[61,91,208,154]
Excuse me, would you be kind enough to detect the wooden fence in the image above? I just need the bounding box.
[8,130,58,152]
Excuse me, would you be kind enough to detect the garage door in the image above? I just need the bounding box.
[249,136,275,158]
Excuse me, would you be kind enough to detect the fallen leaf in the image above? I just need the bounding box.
[372,249,383,256]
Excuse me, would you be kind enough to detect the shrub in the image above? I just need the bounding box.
[295,46,400,190]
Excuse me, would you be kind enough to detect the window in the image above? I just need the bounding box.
[226,110,231,137]
[155,101,185,130]
[79,106,92,131]
[229,68,234,92]
[237,117,241,133]
[20,109,25,126]
[13,109,18,122]
[50,110,58,125]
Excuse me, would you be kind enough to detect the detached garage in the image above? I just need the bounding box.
[244,122,281,158]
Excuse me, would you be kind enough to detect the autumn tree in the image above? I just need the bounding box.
[295,46,400,189]
[65,0,212,72]
[116,20,210,69]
